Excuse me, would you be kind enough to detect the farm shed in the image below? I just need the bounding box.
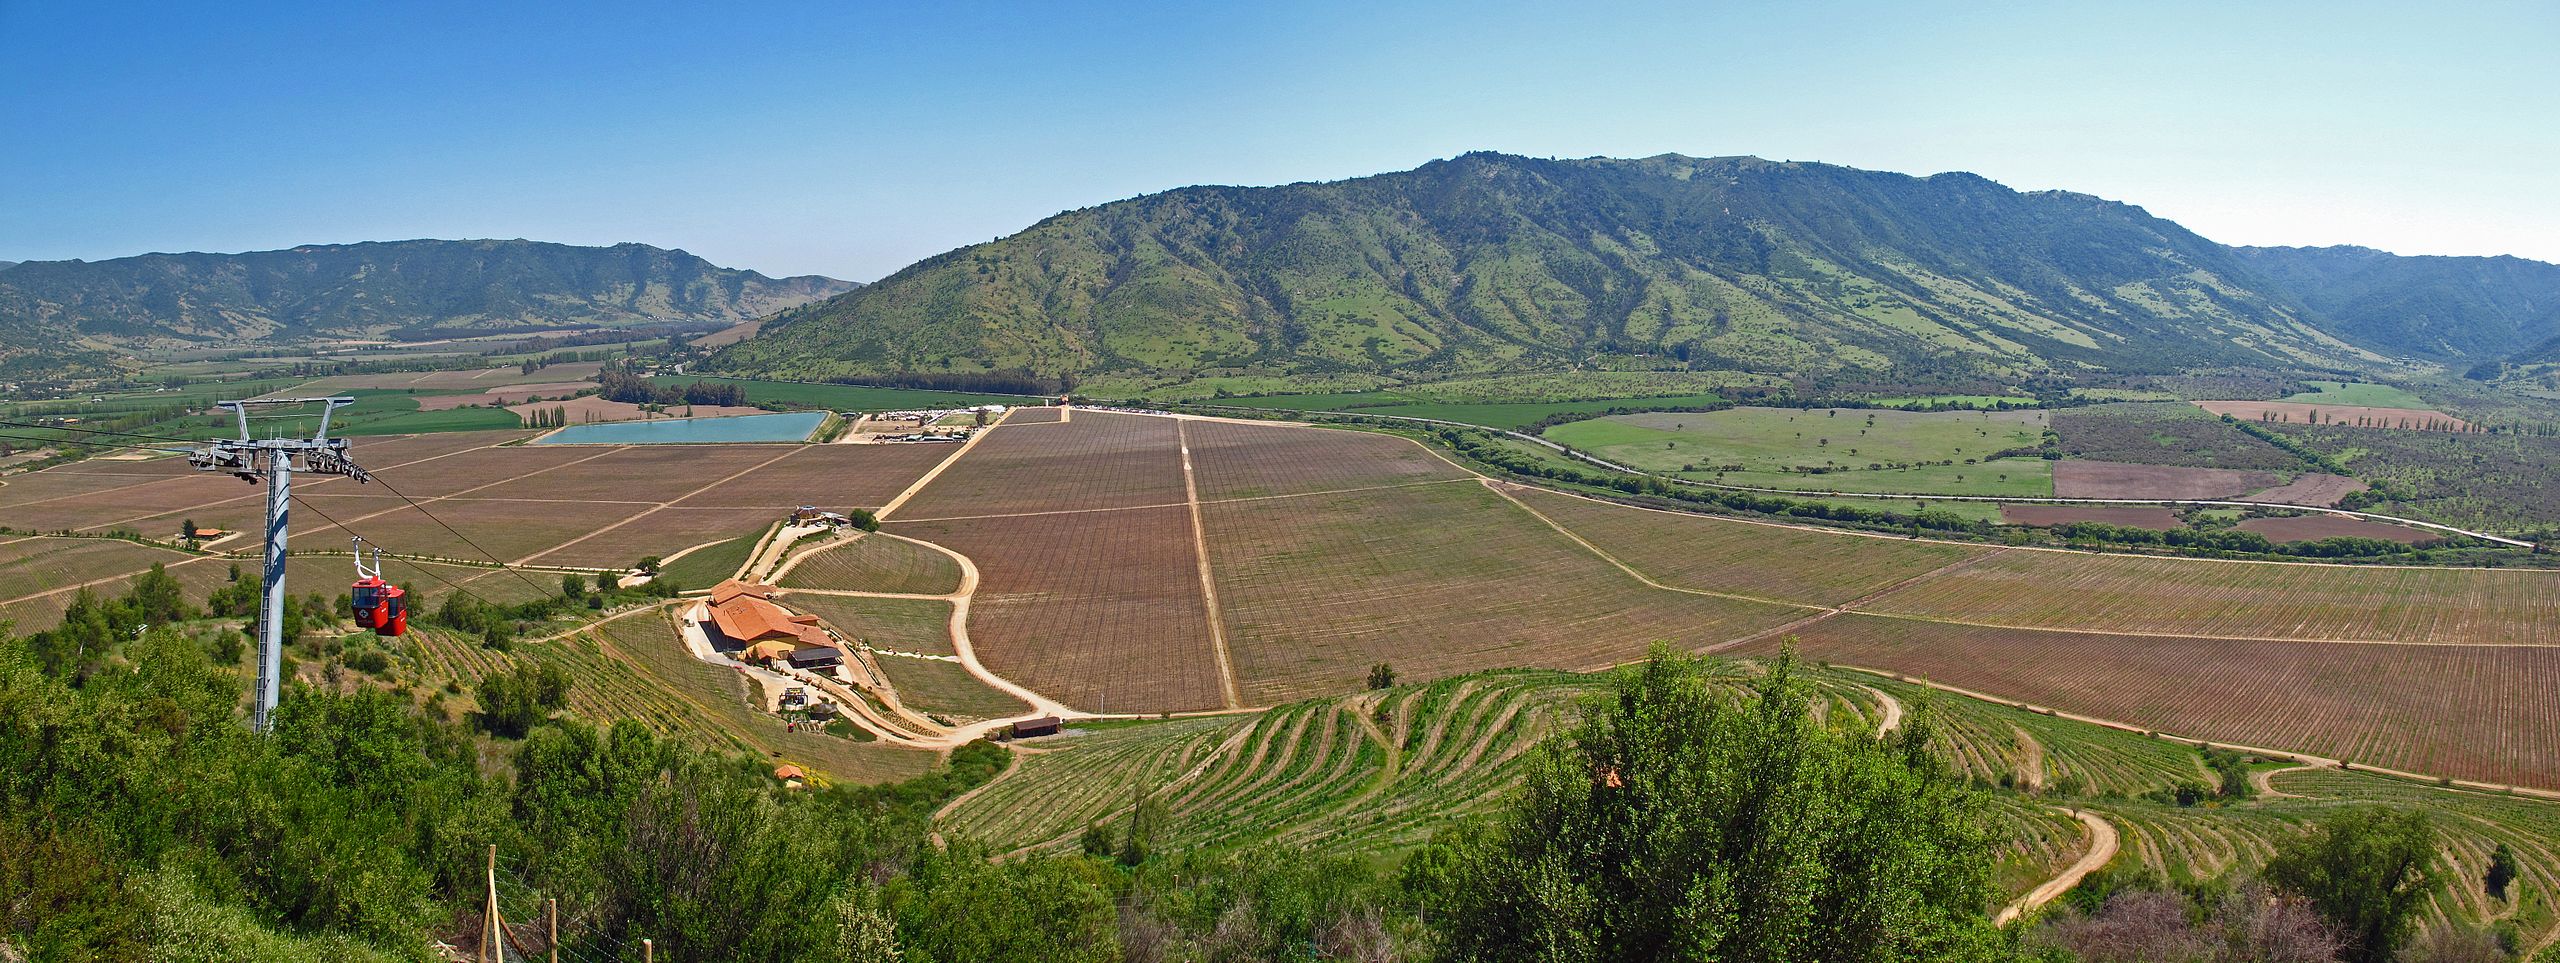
[1010,716,1062,739]
[787,646,843,670]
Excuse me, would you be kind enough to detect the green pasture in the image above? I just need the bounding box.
[2282,380,2430,408]
[1545,406,2047,498]
[645,374,1037,411]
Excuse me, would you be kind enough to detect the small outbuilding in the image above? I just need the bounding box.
[1010,716,1062,739]
[787,646,843,670]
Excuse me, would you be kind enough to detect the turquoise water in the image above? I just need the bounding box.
[535,411,826,445]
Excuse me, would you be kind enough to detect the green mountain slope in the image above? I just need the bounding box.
[0,239,856,344]
[715,152,2382,387]
[2232,245,2560,360]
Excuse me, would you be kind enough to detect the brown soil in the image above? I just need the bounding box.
[2053,460,2276,500]
[2239,474,2368,507]
[2000,505,2185,530]
[2236,515,2442,545]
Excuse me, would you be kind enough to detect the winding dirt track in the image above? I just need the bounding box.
[1995,809,2119,926]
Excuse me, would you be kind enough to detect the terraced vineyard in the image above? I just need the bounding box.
[395,604,932,783]
[941,715,1249,850]
[1774,614,2560,787]
[1864,676,2217,797]
[944,671,1598,857]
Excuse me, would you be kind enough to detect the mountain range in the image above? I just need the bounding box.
[708,152,2557,389]
[0,239,855,350]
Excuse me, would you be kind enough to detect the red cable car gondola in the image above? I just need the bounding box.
[349,538,407,637]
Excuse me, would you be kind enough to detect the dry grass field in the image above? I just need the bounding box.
[777,534,963,596]
[891,507,1228,712]
[1498,484,1986,607]
[1857,549,2560,645]
[1757,613,2560,787]
[1203,482,1800,705]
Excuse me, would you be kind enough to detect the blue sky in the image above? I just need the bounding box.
[3,0,2553,280]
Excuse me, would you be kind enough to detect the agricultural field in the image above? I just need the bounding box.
[2049,460,2279,500]
[1496,484,1987,607]
[1180,419,1469,500]
[1765,613,2560,787]
[891,410,1185,518]
[2235,515,2441,545]
[641,374,1038,412]
[944,671,1601,857]
[2049,402,2313,473]
[890,506,1227,713]
[1545,407,2050,499]
[1211,392,1742,430]
[1853,548,2560,646]
[776,534,965,596]
[1201,481,1799,705]
[2265,422,2560,533]
[2281,380,2434,408]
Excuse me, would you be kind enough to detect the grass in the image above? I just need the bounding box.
[1209,393,1736,429]
[656,526,769,587]
[1871,394,2037,408]
[1709,459,2053,498]
[1544,406,2048,497]
[2283,381,2431,408]
[875,654,1027,722]
[644,375,1036,411]
[777,534,964,596]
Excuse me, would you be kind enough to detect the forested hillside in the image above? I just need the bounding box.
[0,239,855,345]
[715,152,2385,388]
[2234,245,2560,361]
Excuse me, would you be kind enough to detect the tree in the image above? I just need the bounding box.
[561,573,587,599]
[2264,808,2442,963]
[1414,646,2002,962]
[848,508,880,533]
[1367,662,1396,690]
[2484,842,2518,901]
[477,660,574,738]
[636,555,662,576]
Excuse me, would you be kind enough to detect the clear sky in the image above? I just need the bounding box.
[3,0,2553,281]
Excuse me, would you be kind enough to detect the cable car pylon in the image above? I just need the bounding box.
[187,397,370,734]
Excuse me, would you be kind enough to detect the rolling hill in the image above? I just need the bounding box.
[0,239,856,345]
[712,152,2391,388]
[2233,244,2560,361]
